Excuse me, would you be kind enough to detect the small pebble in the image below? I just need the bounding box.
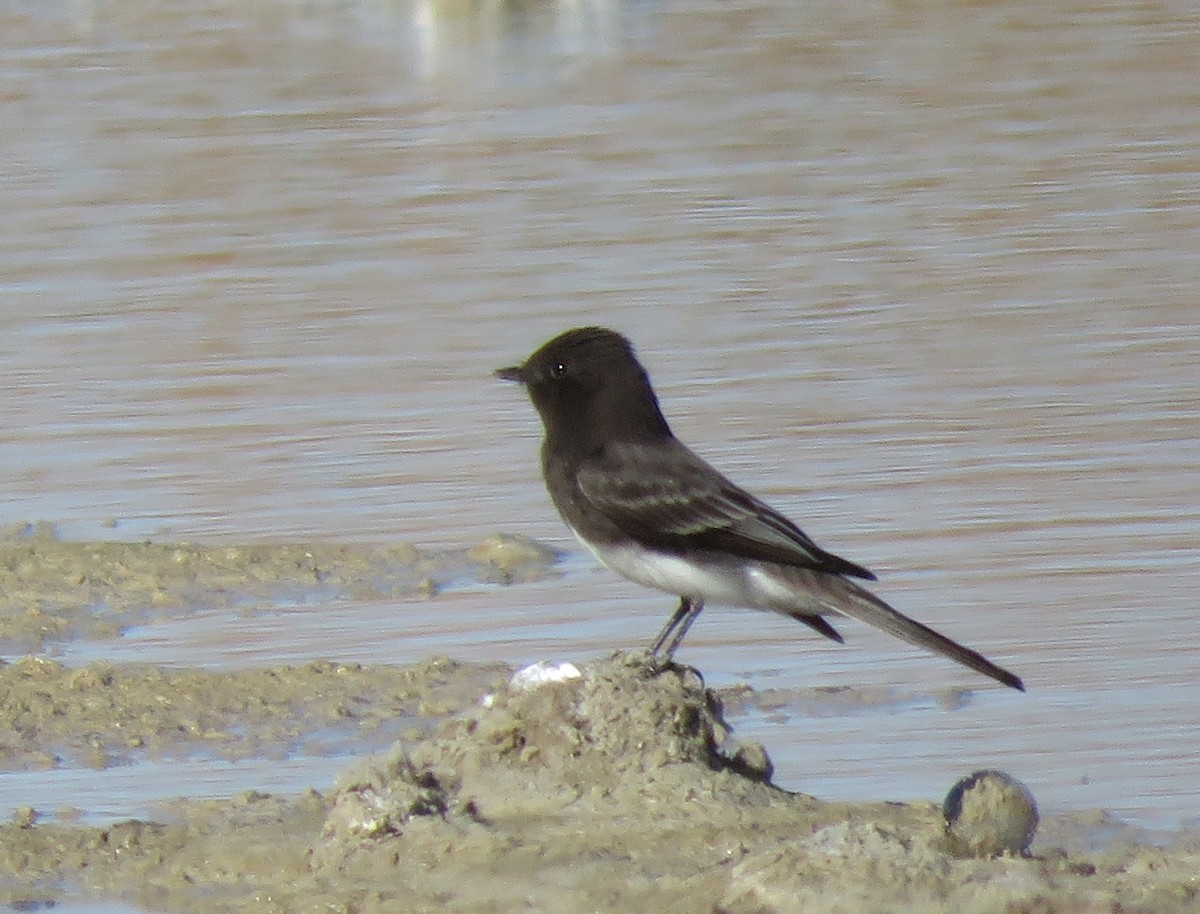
[943,769,1039,857]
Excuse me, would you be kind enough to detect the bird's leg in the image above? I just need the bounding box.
[649,597,705,663]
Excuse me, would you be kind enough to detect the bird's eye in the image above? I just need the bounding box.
[549,361,568,379]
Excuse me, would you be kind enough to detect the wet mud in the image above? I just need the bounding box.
[0,654,507,772]
[0,534,1197,913]
[0,523,558,653]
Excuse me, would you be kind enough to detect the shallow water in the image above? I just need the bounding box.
[1,0,1198,835]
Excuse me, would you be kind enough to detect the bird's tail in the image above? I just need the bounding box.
[817,577,1024,691]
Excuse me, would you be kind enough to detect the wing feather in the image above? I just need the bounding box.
[576,440,875,580]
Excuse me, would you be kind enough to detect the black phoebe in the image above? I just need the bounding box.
[496,326,1023,691]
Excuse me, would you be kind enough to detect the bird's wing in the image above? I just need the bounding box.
[575,440,875,580]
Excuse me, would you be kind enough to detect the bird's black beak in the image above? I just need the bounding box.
[494,364,526,383]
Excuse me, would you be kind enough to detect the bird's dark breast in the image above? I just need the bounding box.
[541,444,631,545]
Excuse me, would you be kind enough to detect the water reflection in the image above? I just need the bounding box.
[405,0,629,79]
[13,0,636,77]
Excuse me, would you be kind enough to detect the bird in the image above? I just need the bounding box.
[495,326,1023,691]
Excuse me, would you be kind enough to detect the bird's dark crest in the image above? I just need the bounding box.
[520,327,641,389]
[532,326,636,365]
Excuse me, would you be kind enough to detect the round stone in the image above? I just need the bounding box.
[943,769,1039,857]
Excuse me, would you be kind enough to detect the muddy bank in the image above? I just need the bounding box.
[0,654,507,772]
[0,524,559,652]
[1,655,1196,914]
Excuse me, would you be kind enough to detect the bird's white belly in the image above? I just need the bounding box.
[579,537,823,615]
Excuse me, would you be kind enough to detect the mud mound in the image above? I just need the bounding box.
[312,653,781,866]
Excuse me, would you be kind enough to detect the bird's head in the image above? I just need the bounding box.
[496,326,671,449]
